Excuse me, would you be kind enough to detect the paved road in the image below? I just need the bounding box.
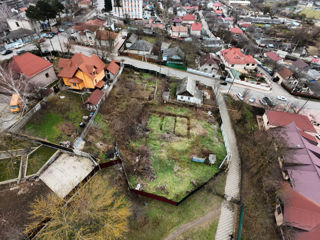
[115,56,320,111]
[199,10,217,39]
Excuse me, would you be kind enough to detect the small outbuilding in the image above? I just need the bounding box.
[176,78,203,105]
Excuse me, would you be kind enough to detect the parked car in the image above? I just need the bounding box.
[316,134,320,140]
[263,96,275,107]
[38,38,46,43]
[58,28,65,32]
[259,98,268,106]
[40,33,48,38]
[45,33,54,39]
[249,97,256,103]
[1,49,13,55]
[277,96,287,101]
[237,92,244,101]
[17,49,27,55]
[220,81,227,86]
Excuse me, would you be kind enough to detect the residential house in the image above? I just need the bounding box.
[262,110,317,135]
[275,122,320,205]
[230,27,243,35]
[171,25,189,38]
[173,17,182,26]
[84,89,104,111]
[264,51,283,63]
[112,0,143,19]
[274,67,293,84]
[106,60,121,81]
[9,53,57,92]
[126,40,154,56]
[58,53,106,90]
[176,78,203,105]
[307,69,320,81]
[275,183,320,240]
[79,0,91,8]
[95,30,118,47]
[292,59,309,72]
[162,46,185,65]
[181,14,196,25]
[183,6,199,12]
[125,33,138,48]
[4,28,36,44]
[199,53,220,74]
[191,23,202,36]
[220,47,257,71]
[72,23,101,46]
[177,7,187,17]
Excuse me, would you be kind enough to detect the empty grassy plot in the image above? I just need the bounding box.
[151,104,192,116]
[26,146,57,176]
[162,116,175,133]
[175,117,188,136]
[0,157,21,181]
[128,110,227,202]
[299,8,320,19]
[23,92,88,143]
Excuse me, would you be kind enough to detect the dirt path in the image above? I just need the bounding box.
[164,208,220,240]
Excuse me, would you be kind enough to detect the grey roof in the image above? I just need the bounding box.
[127,33,138,44]
[5,28,35,40]
[161,42,171,51]
[176,78,202,99]
[163,46,185,59]
[293,59,308,69]
[128,39,153,52]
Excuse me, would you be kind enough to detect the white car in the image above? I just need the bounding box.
[277,96,287,101]
[237,92,244,101]
[249,97,256,103]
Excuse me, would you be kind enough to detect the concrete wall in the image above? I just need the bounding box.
[177,94,202,105]
[29,66,57,89]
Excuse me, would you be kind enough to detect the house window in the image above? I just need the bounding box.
[231,64,234,67]
[246,63,249,66]
[73,83,76,87]
[88,36,92,40]
[188,97,190,100]
[16,22,20,27]
[45,73,49,78]
[252,64,255,66]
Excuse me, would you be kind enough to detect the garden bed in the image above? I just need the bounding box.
[128,109,226,202]
[22,91,88,143]
[0,157,21,182]
[26,146,57,176]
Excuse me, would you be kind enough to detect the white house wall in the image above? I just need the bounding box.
[111,0,143,19]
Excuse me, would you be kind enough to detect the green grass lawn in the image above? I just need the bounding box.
[97,166,225,240]
[175,117,188,136]
[176,219,219,240]
[26,146,57,175]
[299,8,320,19]
[128,172,226,240]
[128,109,226,202]
[23,92,87,143]
[83,113,113,162]
[0,157,21,181]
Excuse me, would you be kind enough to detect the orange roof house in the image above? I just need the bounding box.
[58,53,106,90]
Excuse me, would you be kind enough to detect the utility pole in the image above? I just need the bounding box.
[297,97,310,113]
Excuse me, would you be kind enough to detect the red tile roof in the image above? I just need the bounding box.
[215,10,223,14]
[277,67,293,79]
[266,110,316,133]
[214,2,222,7]
[183,6,199,10]
[95,80,105,88]
[95,30,118,41]
[72,22,99,32]
[220,48,256,65]
[68,77,83,84]
[58,53,105,80]
[265,51,282,62]
[86,19,104,27]
[172,25,188,32]
[296,225,320,240]
[181,14,195,21]
[230,27,243,34]
[10,52,52,78]
[106,60,120,75]
[279,183,320,232]
[191,23,202,31]
[239,23,251,28]
[299,130,318,144]
[85,89,104,106]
